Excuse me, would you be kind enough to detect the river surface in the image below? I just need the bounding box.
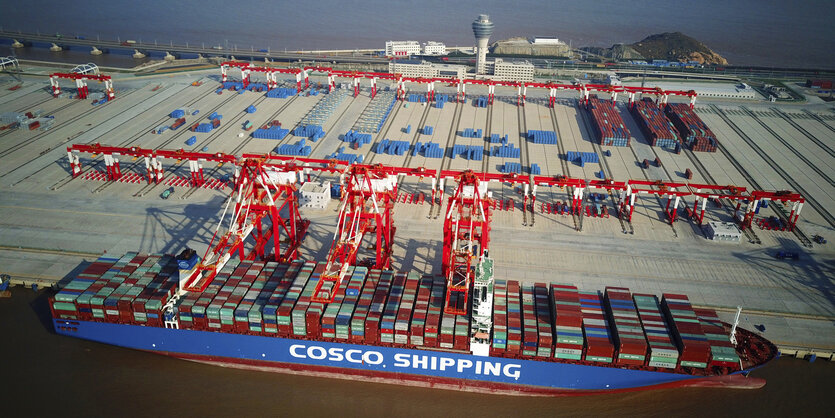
[1,0,833,69]
[2,287,832,417]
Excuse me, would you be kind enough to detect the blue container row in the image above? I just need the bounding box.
[493,143,520,159]
[293,125,325,142]
[489,133,509,144]
[185,136,197,146]
[527,130,558,145]
[253,126,290,140]
[413,141,444,158]
[245,105,257,114]
[208,112,222,120]
[170,109,185,118]
[502,162,522,174]
[266,87,298,99]
[530,163,541,175]
[474,97,489,108]
[275,139,311,156]
[343,130,372,147]
[407,94,427,103]
[193,123,215,133]
[566,151,599,166]
[325,147,364,164]
[376,139,410,155]
[404,125,411,134]
[435,94,449,109]
[451,144,484,160]
[422,126,434,135]
[461,128,482,138]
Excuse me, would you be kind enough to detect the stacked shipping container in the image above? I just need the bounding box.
[585,95,631,147]
[664,103,718,152]
[694,307,740,370]
[604,287,648,366]
[579,291,615,363]
[551,284,583,360]
[630,98,679,148]
[633,294,680,368]
[662,294,712,368]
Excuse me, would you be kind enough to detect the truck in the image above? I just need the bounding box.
[774,251,799,260]
[243,120,253,131]
[160,187,175,199]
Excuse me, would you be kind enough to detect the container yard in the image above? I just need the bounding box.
[0,58,834,390]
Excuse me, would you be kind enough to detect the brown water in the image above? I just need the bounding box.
[3,287,832,417]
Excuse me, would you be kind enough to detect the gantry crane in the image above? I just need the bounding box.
[312,164,398,303]
[180,158,309,293]
[442,170,492,314]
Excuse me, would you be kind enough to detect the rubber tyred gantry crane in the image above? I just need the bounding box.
[181,158,309,293]
[442,170,491,314]
[50,72,114,100]
[312,164,398,303]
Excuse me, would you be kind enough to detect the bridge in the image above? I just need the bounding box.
[0,30,391,66]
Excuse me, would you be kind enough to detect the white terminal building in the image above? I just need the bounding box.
[385,41,421,57]
[385,40,446,57]
[389,60,467,79]
[487,58,535,82]
[423,41,447,56]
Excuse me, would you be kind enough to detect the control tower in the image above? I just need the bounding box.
[472,14,494,75]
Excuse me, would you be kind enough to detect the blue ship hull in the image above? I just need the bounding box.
[53,319,763,395]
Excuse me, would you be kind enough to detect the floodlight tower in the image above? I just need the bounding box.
[472,14,494,75]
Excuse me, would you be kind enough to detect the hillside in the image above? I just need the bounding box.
[630,32,728,65]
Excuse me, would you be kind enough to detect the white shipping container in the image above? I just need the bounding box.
[649,361,677,369]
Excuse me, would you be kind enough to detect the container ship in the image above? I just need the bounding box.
[50,250,778,395]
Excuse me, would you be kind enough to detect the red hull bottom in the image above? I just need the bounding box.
[158,351,766,397]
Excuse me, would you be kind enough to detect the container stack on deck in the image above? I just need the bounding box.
[395,273,419,345]
[551,284,583,360]
[51,253,179,326]
[662,293,711,368]
[630,98,679,148]
[506,281,523,354]
[585,95,631,147]
[694,307,741,370]
[604,287,648,366]
[364,271,393,344]
[491,280,508,355]
[427,277,445,347]
[349,270,380,342]
[408,275,432,346]
[520,284,538,356]
[664,103,717,152]
[54,256,745,373]
[633,294,680,369]
[579,291,615,363]
[381,273,406,344]
[533,284,553,358]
